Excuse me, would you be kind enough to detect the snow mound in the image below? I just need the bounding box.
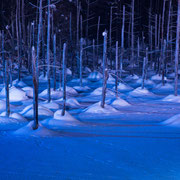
[39,88,63,99]
[151,74,167,81]
[54,110,77,121]
[84,102,118,114]
[73,86,90,92]
[40,101,60,111]
[0,116,26,125]
[110,98,131,108]
[12,79,27,87]
[107,74,115,84]
[0,86,28,102]
[91,87,115,96]
[126,74,139,81]
[162,114,180,127]
[0,112,27,121]
[136,79,155,85]
[14,121,58,137]
[20,104,54,119]
[66,68,72,76]
[22,86,33,97]
[87,71,103,81]
[57,98,81,108]
[154,83,174,90]
[129,87,154,97]
[162,95,180,103]
[113,83,132,91]
[59,86,78,96]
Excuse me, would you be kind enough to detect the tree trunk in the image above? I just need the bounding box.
[47,0,51,103]
[61,43,67,116]
[115,41,118,97]
[96,16,100,67]
[131,0,135,73]
[80,38,83,87]
[101,30,108,108]
[120,5,125,78]
[36,0,43,80]
[32,46,38,130]
[53,34,56,91]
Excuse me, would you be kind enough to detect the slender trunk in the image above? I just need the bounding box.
[47,0,51,102]
[142,48,148,89]
[109,6,112,68]
[2,31,5,84]
[96,16,100,66]
[36,0,43,79]
[32,46,38,130]
[101,31,108,108]
[161,0,166,41]
[131,0,135,72]
[162,40,166,86]
[115,41,118,97]
[61,43,67,116]
[120,5,125,78]
[5,60,10,117]
[93,39,95,71]
[80,38,83,87]
[53,34,56,91]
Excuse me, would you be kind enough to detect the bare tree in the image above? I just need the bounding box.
[61,43,67,116]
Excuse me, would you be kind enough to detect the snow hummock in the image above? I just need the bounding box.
[12,79,27,88]
[70,78,88,84]
[110,97,131,108]
[22,86,34,98]
[136,78,155,86]
[151,74,167,81]
[73,86,90,92]
[84,102,118,114]
[40,101,60,111]
[0,112,27,121]
[154,83,174,90]
[0,116,26,125]
[162,95,180,103]
[129,87,154,97]
[20,104,54,119]
[14,121,58,137]
[107,74,115,84]
[54,110,77,121]
[113,83,132,91]
[125,74,139,81]
[0,86,28,102]
[59,86,78,96]
[91,87,115,96]
[87,71,103,81]
[39,88,63,99]
[162,114,180,127]
[42,110,80,127]
[66,68,72,76]
[57,98,81,108]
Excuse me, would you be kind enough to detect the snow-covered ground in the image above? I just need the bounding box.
[0,74,180,179]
